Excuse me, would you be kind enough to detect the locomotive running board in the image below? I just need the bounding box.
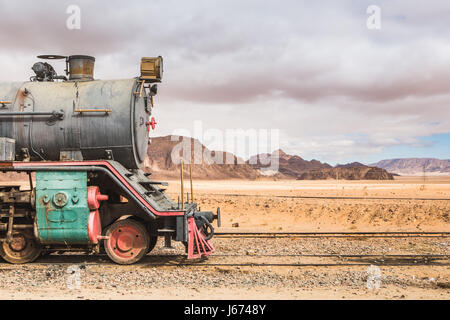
[6,160,187,219]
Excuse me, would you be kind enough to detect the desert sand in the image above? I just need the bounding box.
[1,176,449,300]
[165,176,450,232]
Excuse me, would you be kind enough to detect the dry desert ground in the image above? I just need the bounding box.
[166,176,450,232]
[0,176,449,300]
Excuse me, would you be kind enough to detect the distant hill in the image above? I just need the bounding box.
[145,135,261,179]
[248,150,392,180]
[335,162,367,168]
[371,158,450,176]
[247,149,331,178]
[298,166,393,180]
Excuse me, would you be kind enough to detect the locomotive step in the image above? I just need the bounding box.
[140,181,169,186]
[158,229,175,233]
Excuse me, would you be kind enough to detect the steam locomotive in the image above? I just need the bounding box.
[0,55,219,264]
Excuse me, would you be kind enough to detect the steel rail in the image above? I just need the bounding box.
[152,262,450,267]
[8,253,449,267]
[28,263,450,267]
[194,193,450,201]
[215,231,450,238]
[211,254,450,258]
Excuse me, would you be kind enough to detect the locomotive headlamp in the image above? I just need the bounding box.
[140,56,163,82]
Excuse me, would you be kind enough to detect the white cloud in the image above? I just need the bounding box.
[1,0,449,163]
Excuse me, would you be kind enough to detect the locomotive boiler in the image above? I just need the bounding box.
[0,55,219,264]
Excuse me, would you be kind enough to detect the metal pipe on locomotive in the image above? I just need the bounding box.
[0,55,220,264]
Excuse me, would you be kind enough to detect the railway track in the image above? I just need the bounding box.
[1,253,447,267]
[0,232,447,267]
[191,193,450,201]
[215,231,450,238]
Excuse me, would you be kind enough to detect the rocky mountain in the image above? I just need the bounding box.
[249,151,393,180]
[335,162,367,168]
[371,158,450,176]
[145,135,261,179]
[297,166,394,180]
[247,149,332,178]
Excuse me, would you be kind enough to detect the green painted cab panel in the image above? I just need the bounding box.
[35,171,90,244]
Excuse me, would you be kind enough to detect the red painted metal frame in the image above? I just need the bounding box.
[87,186,109,210]
[187,217,215,259]
[11,161,184,217]
[88,210,102,244]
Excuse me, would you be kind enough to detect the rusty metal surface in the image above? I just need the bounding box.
[0,190,32,203]
[68,55,95,81]
[0,82,24,138]
[0,137,15,161]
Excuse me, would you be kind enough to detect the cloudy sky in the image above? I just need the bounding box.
[1,0,449,165]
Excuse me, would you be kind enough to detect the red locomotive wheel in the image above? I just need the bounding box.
[125,216,157,254]
[104,219,149,264]
[0,230,42,264]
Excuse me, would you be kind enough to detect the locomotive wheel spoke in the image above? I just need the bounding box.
[104,219,149,265]
[0,230,42,264]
